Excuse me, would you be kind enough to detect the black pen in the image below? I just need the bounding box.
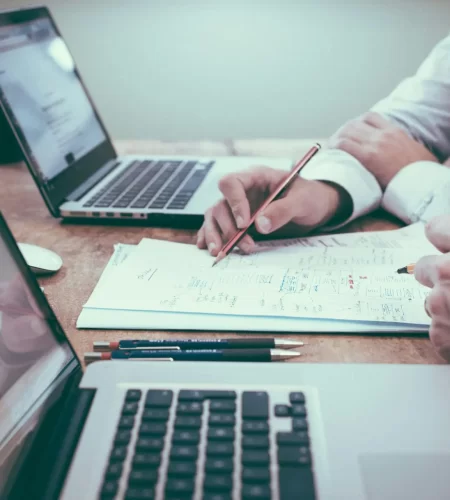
[85,348,300,362]
[93,338,304,352]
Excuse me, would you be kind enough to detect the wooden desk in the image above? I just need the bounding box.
[0,139,443,365]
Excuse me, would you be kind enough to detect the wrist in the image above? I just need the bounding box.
[315,181,353,227]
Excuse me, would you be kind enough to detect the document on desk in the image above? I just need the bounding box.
[78,223,438,333]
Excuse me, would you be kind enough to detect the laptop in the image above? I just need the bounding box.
[0,6,292,227]
[2,214,450,500]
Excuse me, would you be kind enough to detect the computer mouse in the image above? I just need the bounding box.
[18,242,63,276]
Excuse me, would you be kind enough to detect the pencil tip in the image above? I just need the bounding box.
[397,266,407,274]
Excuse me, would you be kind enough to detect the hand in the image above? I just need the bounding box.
[327,112,438,189]
[196,166,352,256]
[414,214,450,362]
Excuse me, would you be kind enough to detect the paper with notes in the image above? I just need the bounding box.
[81,223,438,330]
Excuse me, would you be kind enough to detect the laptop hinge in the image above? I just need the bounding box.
[66,159,121,202]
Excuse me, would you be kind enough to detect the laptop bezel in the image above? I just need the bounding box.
[0,6,117,217]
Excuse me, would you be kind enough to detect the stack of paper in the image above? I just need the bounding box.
[77,223,439,334]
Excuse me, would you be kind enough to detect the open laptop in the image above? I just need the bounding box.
[2,216,450,500]
[0,6,292,227]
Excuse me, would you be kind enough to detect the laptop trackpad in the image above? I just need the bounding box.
[359,453,450,500]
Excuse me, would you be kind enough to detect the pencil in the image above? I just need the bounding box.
[212,143,321,267]
[397,263,416,274]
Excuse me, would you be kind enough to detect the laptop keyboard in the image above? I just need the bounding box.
[99,389,316,499]
[83,160,214,211]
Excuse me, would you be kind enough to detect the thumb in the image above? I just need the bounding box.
[254,198,297,234]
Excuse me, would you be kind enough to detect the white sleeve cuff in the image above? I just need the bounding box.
[300,149,382,230]
[382,161,450,224]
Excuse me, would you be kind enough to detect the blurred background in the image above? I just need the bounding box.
[0,0,449,141]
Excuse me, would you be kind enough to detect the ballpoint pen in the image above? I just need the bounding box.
[93,338,304,351]
[212,143,321,267]
[85,348,300,362]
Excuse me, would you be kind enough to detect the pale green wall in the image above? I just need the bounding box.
[1,0,449,140]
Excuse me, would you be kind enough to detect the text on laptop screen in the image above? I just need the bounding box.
[0,223,75,494]
[0,17,107,183]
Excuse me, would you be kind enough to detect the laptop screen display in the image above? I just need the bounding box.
[0,215,75,495]
[0,17,107,183]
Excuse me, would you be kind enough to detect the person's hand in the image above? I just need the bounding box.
[196,166,352,256]
[414,214,450,362]
[327,112,438,189]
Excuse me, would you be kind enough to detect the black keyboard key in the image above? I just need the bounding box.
[139,422,167,436]
[203,474,233,492]
[174,416,202,429]
[172,430,200,444]
[101,480,119,498]
[277,432,310,446]
[292,418,308,431]
[289,392,305,405]
[291,405,307,417]
[242,484,271,499]
[205,458,234,474]
[202,390,236,400]
[177,402,203,415]
[125,488,155,499]
[105,462,123,479]
[110,446,127,462]
[125,389,142,402]
[178,390,205,401]
[242,435,270,449]
[122,402,139,415]
[242,467,271,483]
[114,430,132,445]
[128,469,159,485]
[203,494,232,500]
[242,421,269,434]
[145,390,173,407]
[118,415,135,429]
[132,453,161,469]
[242,392,269,420]
[209,414,236,427]
[207,442,234,457]
[167,461,197,477]
[142,409,169,421]
[135,437,164,452]
[170,445,198,461]
[274,404,291,417]
[279,466,316,500]
[278,446,311,466]
[165,478,195,496]
[148,201,166,209]
[242,450,270,466]
[210,400,236,413]
[208,428,235,441]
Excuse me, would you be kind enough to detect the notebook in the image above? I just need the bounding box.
[77,223,438,333]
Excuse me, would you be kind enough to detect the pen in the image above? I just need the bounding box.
[93,338,304,351]
[397,263,416,274]
[84,348,300,362]
[212,143,321,267]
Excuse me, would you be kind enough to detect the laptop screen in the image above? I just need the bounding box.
[0,7,116,215]
[0,214,76,495]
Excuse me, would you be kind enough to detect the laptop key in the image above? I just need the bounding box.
[132,452,161,468]
[242,392,269,420]
[210,400,236,413]
[208,428,235,441]
[118,415,135,429]
[289,392,306,405]
[128,469,159,485]
[122,402,139,415]
[167,461,197,477]
[174,416,202,429]
[145,389,173,407]
[277,446,311,466]
[142,408,169,421]
[242,435,270,449]
[115,430,132,445]
[206,442,234,457]
[170,445,198,461]
[209,414,235,427]
[203,494,232,500]
[110,446,128,462]
[242,450,270,466]
[291,405,307,417]
[242,467,271,483]
[177,402,203,415]
[242,484,271,499]
[178,390,205,401]
[125,488,155,499]
[205,458,234,474]
[278,466,316,500]
[202,391,236,399]
[135,437,165,452]
[139,422,167,436]
[203,474,233,492]
[172,430,200,444]
[274,404,291,417]
[105,462,123,479]
[165,478,195,496]
[277,432,309,446]
[292,418,308,431]
[100,480,119,498]
[242,421,269,434]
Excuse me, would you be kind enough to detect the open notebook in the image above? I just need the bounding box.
[77,223,438,334]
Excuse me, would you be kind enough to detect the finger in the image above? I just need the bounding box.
[214,203,255,254]
[425,215,450,253]
[328,136,363,160]
[330,120,377,146]
[255,197,298,234]
[361,111,392,129]
[203,209,223,256]
[426,285,450,361]
[414,254,450,288]
[196,225,206,248]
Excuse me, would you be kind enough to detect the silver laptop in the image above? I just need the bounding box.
[2,217,450,500]
[0,6,291,226]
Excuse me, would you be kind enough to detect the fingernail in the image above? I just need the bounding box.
[208,242,216,253]
[236,215,245,228]
[257,215,271,234]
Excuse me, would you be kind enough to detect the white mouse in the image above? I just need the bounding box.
[18,242,63,275]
